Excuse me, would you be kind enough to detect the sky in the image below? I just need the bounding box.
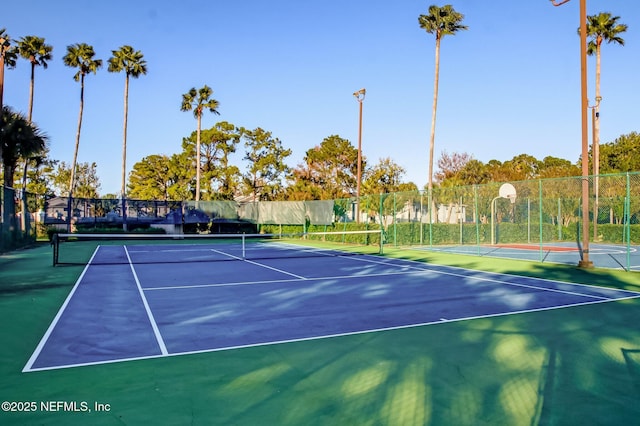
[3,0,639,195]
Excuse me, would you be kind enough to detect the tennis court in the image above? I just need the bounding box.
[3,236,640,425]
[24,234,640,372]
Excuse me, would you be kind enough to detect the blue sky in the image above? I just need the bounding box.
[4,0,639,195]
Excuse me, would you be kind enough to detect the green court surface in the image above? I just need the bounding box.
[1,242,640,425]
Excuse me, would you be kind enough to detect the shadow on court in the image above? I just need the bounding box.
[1,244,640,425]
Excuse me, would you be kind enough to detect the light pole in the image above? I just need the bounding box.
[353,88,366,223]
[590,96,602,240]
[550,0,592,267]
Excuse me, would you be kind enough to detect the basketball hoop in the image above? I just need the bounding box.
[498,183,517,201]
[491,183,517,244]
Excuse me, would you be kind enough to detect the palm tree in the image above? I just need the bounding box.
[108,45,147,199]
[583,12,627,238]
[16,36,53,233]
[16,35,53,122]
[584,12,627,176]
[418,5,467,192]
[180,85,220,202]
[62,43,102,200]
[1,106,47,232]
[0,28,18,112]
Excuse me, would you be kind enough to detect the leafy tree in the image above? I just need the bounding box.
[436,152,582,188]
[181,121,241,200]
[180,85,220,201]
[285,176,323,201]
[0,28,19,111]
[242,127,291,201]
[128,154,173,200]
[289,135,359,200]
[1,106,47,226]
[20,150,56,197]
[485,159,512,183]
[1,107,48,187]
[583,12,627,176]
[599,132,640,173]
[165,153,194,201]
[363,157,407,195]
[434,150,472,186]
[433,151,492,187]
[108,45,147,198]
[457,159,490,185]
[50,161,100,198]
[418,4,468,192]
[502,154,540,181]
[128,153,194,201]
[538,156,581,178]
[362,158,414,224]
[62,43,102,198]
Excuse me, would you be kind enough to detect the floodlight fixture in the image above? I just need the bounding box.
[550,0,571,6]
[353,88,366,98]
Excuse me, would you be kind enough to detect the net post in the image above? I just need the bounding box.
[242,233,246,259]
[379,229,384,255]
[51,233,59,266]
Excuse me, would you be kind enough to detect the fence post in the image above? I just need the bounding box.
[527,197,531,243]
[420,190,424,245]
[539,180,544,262]
[474,185,480,256]
[558,198,562,241]
[626,173,631,271]
[428,187,433,247]
[393,192,397,247]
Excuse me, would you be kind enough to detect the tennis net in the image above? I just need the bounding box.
[51,229,384,266]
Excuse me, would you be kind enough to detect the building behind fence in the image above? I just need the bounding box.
[2,172,638,266]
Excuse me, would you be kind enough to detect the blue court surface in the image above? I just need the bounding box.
[24,241,640,372]
[416,242,640,271]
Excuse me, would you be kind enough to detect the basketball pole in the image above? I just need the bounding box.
[551,0,592,267]
[353,88,366,223]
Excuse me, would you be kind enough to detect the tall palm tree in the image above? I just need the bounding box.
[108,45,147,199]
[0,28,18,112]
[584,13,627,177]
[62,43,102,200]
[16,35,53,122]
[419,5,467,192]
[180,85,220,202]
[16,36,53,233]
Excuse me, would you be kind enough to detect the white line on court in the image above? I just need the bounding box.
[22,246,102,372]
[24,293,640,373]
[25,247,640,373]
[144,252,638,301]
[143,269,421,291]
[209,248,308,280]
[124,246,168,356]
[242,259,307,280]
[346,254,640,300]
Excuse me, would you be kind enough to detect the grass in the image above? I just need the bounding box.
[1,242,639,425]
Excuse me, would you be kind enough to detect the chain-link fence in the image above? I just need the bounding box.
[17,172,638,270]
[1,185,44,252]
[379,172,639,271]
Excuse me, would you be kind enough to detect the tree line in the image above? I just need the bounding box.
[126,125,415,202]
